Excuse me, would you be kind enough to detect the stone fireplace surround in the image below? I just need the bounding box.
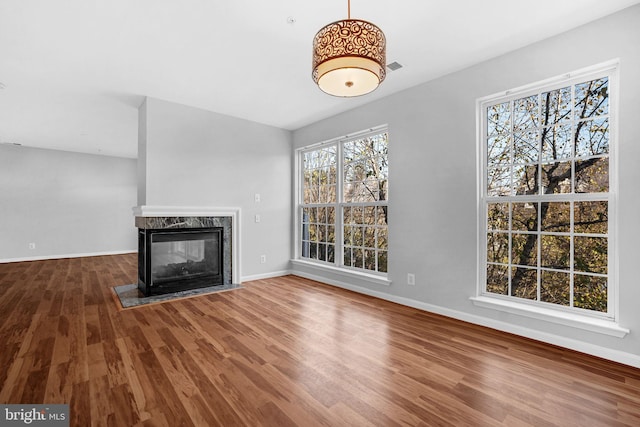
[133,206,241,288]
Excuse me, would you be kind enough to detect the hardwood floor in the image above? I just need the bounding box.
[1,254,639,426]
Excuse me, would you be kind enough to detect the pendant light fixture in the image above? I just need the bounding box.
[312,0,386,97]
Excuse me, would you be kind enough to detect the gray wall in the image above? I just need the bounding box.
[292,6,640,364]
[0,144,137,261]
[140,97,292,280]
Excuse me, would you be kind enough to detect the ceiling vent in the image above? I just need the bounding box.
[387,62,403,71]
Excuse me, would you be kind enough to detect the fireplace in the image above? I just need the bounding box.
[135,214,234,297]
[138,228,223,296]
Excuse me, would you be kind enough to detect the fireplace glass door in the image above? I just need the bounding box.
[138,228,223,295]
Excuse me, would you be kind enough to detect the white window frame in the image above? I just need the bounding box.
[294,126,389,283]
[472,60,628,338]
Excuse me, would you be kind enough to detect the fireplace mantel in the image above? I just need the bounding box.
[133,205,241,218]
[133,205,241,285]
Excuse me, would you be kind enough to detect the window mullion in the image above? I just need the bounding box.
[336,143,345,268]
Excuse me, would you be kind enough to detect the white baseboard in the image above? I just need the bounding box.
[291,270,640,369]
[0,250,137,264]
[241,270,291,283]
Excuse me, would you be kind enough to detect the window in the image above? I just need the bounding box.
[478,62,616,319]
[299,128,388,275]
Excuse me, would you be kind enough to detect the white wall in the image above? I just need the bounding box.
[292,5,640,365]
[0,145,137,261]
[137,99,147,206]
[139,97,292,280]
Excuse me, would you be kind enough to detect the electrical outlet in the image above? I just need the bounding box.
[254,193,261,203]
[255,214,261,223]
[28,243,36,250]
[407,273,415,285]
[260,255,266,264]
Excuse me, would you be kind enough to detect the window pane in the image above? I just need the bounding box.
[376,228,388,249]
[575,158,608,193]
[541,202,570,232]
[364,206,376,224]
[540,235,570,270]
[301,239,310,258]
[487,203,509,231]
[317,207,326,224]
[345,181,374,202]
[541,270,570,306]
[364,227,375,249]
[487,102,510,136]
[576,118,609,157]
[344,248,352,267]
[344,225,353,245]
[343,134,388,203]
[511,267,537,300]
[377,251,388,273]
[327,208,336,231]
[327,244,335,263]
[542,124,572,162]
[318,225,328,244]
[487,264,509,295]
[302,208,311,224]
[488,167,511,196]
[303,147,337,204]
[353,248,364,268]
[309,207,318,223]
[513,165,537,195]
[319,183,334,203]
[487,233,509,264]
[487,135,510,168]
[376,206,388,225]
[574,201,607,234]
[511,233,537,266]
[542,86,571,126]
[328,225,336,244]
[574,274,607,312]
[304,185,319,204]
[318,243,327,261]
[364,250,376,271]
[513,95,539,132]
[343,206,352,224]
[574,236,607,274]
[352,206,364,224]
[575,78,608,120]
[344,159,364,180]
[304,171,314,193]
[512,202,537,232]
[513,129,539,164]
[541,161,571,194]
[344,226,362,246]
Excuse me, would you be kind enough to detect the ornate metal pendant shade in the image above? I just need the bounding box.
[312,0,386,97]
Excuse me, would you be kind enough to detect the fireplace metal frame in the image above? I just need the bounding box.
[138,227,224,296]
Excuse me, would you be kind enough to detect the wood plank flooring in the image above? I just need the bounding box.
[1,254,639,426]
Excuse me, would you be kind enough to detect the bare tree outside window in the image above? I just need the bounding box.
[484,71,612,314]
[301,131,388,274]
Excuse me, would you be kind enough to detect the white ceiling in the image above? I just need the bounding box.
[1,0,638,159]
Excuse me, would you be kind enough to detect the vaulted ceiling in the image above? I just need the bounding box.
[1,0,638,158]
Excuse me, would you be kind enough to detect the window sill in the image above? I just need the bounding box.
[470,296,629,338]
[290,259,391,287]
